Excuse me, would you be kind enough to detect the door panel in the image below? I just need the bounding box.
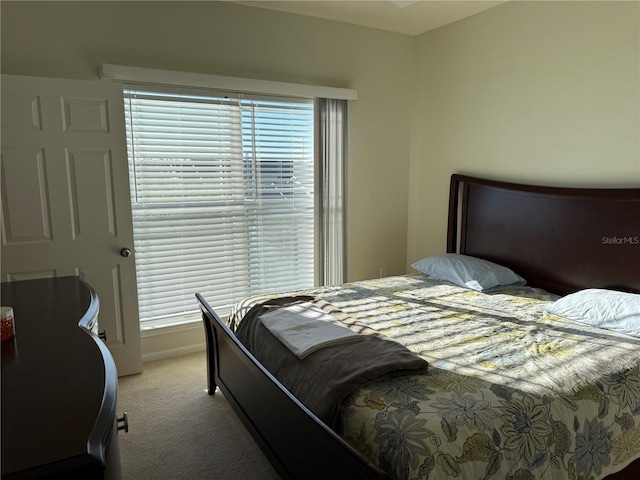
[1,75,142,375]
[1,147,53,243]
[66,148,118,239]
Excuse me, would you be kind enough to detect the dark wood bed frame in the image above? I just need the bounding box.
[196,174,640,480]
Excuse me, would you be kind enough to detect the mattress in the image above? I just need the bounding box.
[229,275,640,480]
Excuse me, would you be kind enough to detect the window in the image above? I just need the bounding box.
[124,86,316,327]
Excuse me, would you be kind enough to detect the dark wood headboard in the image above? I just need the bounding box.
[447,174,640,295]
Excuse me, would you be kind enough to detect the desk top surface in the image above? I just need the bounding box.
[1,276,114,476]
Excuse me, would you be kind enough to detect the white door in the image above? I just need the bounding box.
[1,74,142,376]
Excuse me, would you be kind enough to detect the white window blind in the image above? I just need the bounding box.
[124,86,315,327]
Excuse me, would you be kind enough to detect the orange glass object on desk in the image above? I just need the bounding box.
[1,307,15,342]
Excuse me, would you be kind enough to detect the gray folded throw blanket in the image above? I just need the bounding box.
[235,296,429,428]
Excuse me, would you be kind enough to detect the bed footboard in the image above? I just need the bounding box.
[196,293,391,480]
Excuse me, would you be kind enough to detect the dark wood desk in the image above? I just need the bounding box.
[1,276,121,479]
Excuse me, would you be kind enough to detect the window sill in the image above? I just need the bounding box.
[140,306,232,336]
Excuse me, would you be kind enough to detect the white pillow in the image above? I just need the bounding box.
[542,289,640,337]
[411,253,526,292]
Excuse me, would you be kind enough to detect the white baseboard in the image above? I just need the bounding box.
[142,342,206,363]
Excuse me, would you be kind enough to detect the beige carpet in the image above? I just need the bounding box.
[117,351,281,480]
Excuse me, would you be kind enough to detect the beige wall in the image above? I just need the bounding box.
[407,0,640,267]
[0,0,415,282]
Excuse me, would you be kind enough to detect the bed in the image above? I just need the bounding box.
[196,174,640,480]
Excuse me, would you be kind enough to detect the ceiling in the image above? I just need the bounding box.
[231,0,509,36]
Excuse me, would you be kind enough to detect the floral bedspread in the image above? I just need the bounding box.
[229,275,640,480]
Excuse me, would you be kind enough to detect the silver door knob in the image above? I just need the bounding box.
[120,248,132,257]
